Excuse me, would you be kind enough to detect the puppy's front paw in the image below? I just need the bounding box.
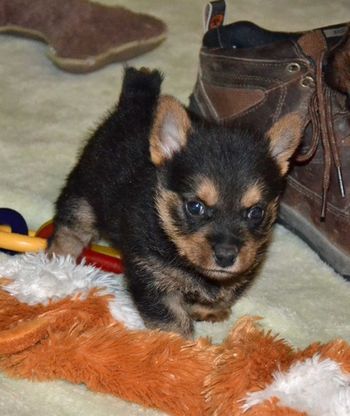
[188,304,231,323]
[47,226,86,259]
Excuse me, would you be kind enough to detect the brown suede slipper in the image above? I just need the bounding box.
[0,0,167,73]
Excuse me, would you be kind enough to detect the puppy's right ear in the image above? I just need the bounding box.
[150,95,191,166]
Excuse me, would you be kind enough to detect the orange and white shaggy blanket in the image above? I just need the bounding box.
[0,253,349,416]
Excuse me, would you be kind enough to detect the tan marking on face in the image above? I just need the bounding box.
[48,198,98,259]
[241,182,264,209]
[266,197,280,226]
[185,223,270,279]
[227,199,279,274]
[177,230,214,269]
[196,177,219,207]
[155,188,182,241]
[231,240,262,275]
[203,232,270,279]
[156,186,215,270]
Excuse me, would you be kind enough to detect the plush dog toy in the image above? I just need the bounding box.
[0,0,167,72]
[0,252,349,415]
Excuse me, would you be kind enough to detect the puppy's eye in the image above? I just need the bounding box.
[246,206,265,225]
[185,200,206,216]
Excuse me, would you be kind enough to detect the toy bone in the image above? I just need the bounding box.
[0,0,167,72]
[0,253,349,416]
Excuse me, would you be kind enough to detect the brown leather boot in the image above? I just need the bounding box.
[189,14,350,278]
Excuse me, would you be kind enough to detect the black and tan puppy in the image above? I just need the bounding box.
[49,67,302,336]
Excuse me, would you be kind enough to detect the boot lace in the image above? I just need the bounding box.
[296,51,346,218]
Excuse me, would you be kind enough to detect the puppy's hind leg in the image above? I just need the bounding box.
[48,197,99,259]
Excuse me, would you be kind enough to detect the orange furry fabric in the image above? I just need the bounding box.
[0,283,349,415]
[0,287,217,415]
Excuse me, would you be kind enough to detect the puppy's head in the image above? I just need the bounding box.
[151,96,303,281]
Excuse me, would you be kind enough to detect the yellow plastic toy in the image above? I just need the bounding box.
[0,208,122,273]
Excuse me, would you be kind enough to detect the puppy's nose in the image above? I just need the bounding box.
[214,245,238,268]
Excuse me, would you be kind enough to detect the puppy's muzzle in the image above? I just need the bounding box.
[213,244,238,268]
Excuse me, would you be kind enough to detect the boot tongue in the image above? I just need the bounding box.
[297,30,328,61]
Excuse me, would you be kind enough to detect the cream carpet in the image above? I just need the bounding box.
[0,0,350,415]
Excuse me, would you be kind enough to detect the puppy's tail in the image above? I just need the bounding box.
[117,66,163,112]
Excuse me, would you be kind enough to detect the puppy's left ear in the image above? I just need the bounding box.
[266,113,304,175]
[150,95,191,166]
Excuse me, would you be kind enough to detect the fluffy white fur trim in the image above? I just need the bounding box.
[242,354,350,415]
[0,252,145,330]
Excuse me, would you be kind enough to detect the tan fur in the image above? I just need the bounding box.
[175,229,266,278]
[196,177,219,207]
[266,197,280,226]
[163,293,193,336]
[155,187,181,240]
[232,239,264,275]
[149,95,191,166]
[187,303,231,323]
[177,229,214,268]
[48,198,98,258]
[241,182,264,208]
[267,113,303,175]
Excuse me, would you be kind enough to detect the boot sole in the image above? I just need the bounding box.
[279,203,350,281]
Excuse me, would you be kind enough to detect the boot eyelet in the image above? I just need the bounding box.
[300,76,315,88]
[287,62,301,73]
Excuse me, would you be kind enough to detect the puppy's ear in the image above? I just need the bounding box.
[150,95,191,166]
[266,113,304,175]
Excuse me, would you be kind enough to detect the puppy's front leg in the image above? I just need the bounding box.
[141,296,193,338]
[161,293,194,337]
[187,303,231,323]
[129,280,193,337]
[48,196,99,259]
